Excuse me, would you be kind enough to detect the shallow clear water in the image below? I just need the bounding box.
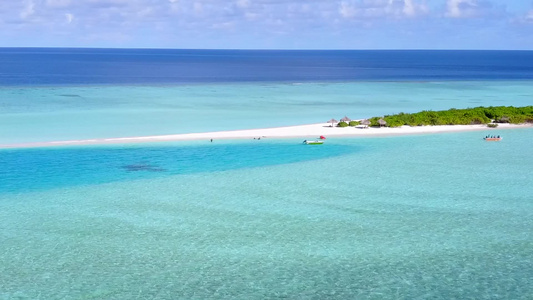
[1,129,532,299]
[1,49,532,299]
[1,81,532,144]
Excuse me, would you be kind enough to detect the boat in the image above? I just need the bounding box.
[303,140,324,145]
[484,136,502,141]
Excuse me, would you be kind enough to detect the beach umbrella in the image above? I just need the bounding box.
[378,118,387,127]
[327,118,339,127]
[361,119,370,125]
[340,116,351,122]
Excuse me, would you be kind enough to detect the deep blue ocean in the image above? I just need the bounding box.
[1,49,532,299]
[1,48,533,85]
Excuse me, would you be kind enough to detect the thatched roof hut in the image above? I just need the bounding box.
[499,116,510,123]
[327,118,339,127]
[360,119,370,128]
[340,116,351,122]
[378,118,387,127]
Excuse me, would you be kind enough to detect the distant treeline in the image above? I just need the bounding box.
[368,106,533,127]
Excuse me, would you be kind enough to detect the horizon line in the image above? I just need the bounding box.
[0,47,532,51]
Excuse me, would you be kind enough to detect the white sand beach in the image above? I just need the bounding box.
[1,123,529,149]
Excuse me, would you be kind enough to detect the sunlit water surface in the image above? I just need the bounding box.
[1,49,532,299]
[1,81,532,144]
[1,129,532,299]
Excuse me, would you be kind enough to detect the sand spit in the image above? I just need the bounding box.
[1,123,530,149]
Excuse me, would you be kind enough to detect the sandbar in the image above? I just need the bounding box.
[1,122,530,149]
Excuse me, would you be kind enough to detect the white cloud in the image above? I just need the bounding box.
[525,10,533,22]
[20,0,35,19]
[244,11,259,20]
[402,0,428,17]
[339,2,357,18]
[446,0,472,18]
[211,21,235,30]
[236,0,250,9]
[65,13,74,23]
[444,0,498,18]
[339,0,427,19]
[1,0,524,49]
[47,0,71,8]
[87,0,128,5]
[389,0,428,17]
[193,2,203,14]
[514,9,533,24]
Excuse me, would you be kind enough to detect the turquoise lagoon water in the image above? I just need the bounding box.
[2,49,533,299]
[1,128,532,299]
[1,81,533,144]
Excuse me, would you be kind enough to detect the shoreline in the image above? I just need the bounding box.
[1,123,530,149]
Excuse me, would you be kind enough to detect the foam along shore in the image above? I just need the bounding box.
[1,123,530,149]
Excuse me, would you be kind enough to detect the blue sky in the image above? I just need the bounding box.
[2,0,532,49]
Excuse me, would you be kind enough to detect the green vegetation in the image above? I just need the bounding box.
[487,123,499,128]
[369,106,533,128]
[337,121,349,127]
[348,120,360,127]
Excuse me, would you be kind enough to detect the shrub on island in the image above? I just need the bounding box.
[348,121,360,127]
[487,123,498,128]
[337,121,349,127]
[369,106,533,128]
[368,118,379,127]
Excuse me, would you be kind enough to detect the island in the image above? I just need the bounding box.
[1,106,532,149]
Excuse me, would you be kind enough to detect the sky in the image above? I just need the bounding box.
[1,0,532,49]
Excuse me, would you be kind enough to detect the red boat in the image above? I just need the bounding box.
[484,136,502,141]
